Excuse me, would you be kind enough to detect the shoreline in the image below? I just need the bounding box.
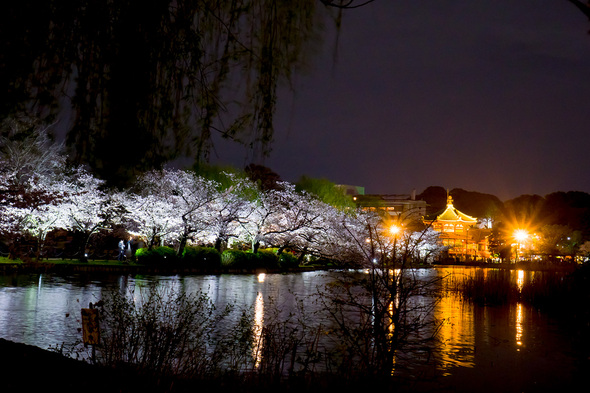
[432,260,580,272]
[0,259,327,275]
[0,259,580,276]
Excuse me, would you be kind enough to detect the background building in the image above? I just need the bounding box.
[352,190,427,222]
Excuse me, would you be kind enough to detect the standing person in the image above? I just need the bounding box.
[117,239,125,261]
[126,236,134,260]
[127,236,138,261]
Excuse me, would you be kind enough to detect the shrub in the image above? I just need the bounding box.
[256,249,279,269]
[221,250,257,269]
[93,287,246,377]
[182,246,221,270]
[136,246,177,265]
[278,252,299,269]
[218,249,299,270]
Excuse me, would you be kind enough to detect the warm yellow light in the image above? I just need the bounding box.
[514,229,528,242]
[390,224,401,236]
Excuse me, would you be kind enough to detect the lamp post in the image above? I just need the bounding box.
[514,229,528,263]
[389,223,403,265]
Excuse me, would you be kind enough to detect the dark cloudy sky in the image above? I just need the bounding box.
[210,1,590,201]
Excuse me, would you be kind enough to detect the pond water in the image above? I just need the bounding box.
[0,267,585,392]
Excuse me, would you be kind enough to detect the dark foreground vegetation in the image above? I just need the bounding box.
[0,338,392,393]
[13,345,442,393]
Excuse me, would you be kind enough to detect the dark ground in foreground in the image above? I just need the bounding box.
[0,338,164,393]
[0,338,394,393]
[0,338,585,393]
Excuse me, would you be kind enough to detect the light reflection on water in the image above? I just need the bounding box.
[0,268,581,390]
[253,291,264,368]
[435,267,535,361]
[0,271,332,351]
[435,289,476,374]
[425,267,580,392]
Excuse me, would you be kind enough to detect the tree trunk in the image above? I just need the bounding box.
[177,231,189,258]
[214,236,228,253]
[79,231,92,262]
[297,247,308,263]
[252,240,260,254]
[35,231,47,262]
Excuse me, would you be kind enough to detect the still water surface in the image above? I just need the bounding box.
[0,267,584,392]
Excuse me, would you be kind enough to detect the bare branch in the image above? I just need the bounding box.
[320,0,376,9]
[568,0,590,19]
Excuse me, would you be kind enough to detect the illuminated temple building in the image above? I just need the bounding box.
[425,195,491,261]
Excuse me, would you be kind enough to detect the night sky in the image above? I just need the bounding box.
[210,1,590,201]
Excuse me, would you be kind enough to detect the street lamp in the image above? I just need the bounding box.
[513,229,528,262]
[388,224,403,264]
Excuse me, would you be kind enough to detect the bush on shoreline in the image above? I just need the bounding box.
[182,246,222,269]
[220,249,286,270]
[135,246,177,265]
[129,246,303,271]
[0,247,310,274]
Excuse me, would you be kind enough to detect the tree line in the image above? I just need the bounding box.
[0,122,443,266]
[4,121,589,265]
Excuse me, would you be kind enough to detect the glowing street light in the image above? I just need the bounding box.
[513,229,529,262]
[388,223,404,264]
[514,229,528,243]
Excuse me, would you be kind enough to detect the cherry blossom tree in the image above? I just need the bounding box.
[1,165,123,261]
[59,167,120,261]
[406,227,444,264]
[0,122,70,259]
[267,187,336,258]
[0,172,27,236]
[0,173,70,260]
[205,173,258,252]
[120,190,182,251]
[133,169,218,257]
[238,182,317,253]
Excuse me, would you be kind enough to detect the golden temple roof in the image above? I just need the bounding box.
[436,196,477,223]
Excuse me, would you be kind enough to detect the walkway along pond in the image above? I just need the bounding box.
[0,266,587,392]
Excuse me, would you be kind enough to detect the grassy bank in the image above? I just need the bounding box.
[0,256,141,273]
[0,256,323,275]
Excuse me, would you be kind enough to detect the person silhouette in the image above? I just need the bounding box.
[125,236,134,260]
[117,239,125,261]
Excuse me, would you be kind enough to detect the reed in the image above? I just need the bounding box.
[444,266,590,310]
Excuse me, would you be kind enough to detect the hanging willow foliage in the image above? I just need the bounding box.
[0,1,360,186]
